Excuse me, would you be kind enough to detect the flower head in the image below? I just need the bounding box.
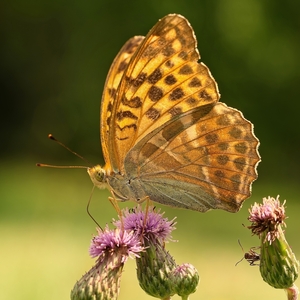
[89,226,143,262]
[248,195,286,243]
[114,206,176,243]
[71,226,144,300]
[172,263,199,298]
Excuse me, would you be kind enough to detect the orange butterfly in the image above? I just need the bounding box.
[86,14,260,213]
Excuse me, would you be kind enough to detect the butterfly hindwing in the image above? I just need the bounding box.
[125,103,259,212]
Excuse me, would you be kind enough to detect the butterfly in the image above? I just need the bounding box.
[88,14,260,213]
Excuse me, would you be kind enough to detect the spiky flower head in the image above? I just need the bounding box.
[71,226,144,300]
[248,195,286,243]
[89,226,143,260]
[171,263,200,299]
[248,196,299,292]
[114,206,176,243]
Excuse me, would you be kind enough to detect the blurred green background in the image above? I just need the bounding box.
[1,0,299,299]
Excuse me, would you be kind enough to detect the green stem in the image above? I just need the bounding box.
[285,284,299,300]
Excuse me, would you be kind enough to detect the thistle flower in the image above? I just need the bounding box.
[71,227,144,300]
[115,206,199,299]
[248,195,286,243]
[114,206,176,243]
[72,207,199,299]
[248,196,299,295]
[89,226,143,260]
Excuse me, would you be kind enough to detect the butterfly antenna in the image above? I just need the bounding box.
[36,134,92,168]
[87,185,103,230]
[49,134,92,165]
[36,163,87,169]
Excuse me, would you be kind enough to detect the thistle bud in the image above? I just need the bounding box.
[70,258,122,300]
[136,239,177,299]
[172,263,199,299]
[259,226,299,289]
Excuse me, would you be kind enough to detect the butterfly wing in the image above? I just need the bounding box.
[100,14,260,212]
[100,36,144,170]
[107,14,219,172]
[125,102,260,212]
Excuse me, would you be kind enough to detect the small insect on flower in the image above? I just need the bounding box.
[235,240,260,266]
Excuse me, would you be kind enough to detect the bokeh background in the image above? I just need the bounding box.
[1,0,299,299]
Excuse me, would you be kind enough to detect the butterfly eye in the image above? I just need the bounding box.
[88,165,107,189]
[96,170,105,182]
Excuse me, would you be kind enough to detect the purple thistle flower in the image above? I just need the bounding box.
[248,195,286,243]
[71,226,144,300]
[114,206,176,242]
[89,226,143,262]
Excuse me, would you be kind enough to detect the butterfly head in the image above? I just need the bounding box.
[88,165,108,189]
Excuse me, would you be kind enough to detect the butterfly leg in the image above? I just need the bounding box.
[109,190,124,229]
[143,196,151,229]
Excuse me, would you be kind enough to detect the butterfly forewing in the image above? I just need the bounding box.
[108,14,219,172]
[101,36,144,170]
